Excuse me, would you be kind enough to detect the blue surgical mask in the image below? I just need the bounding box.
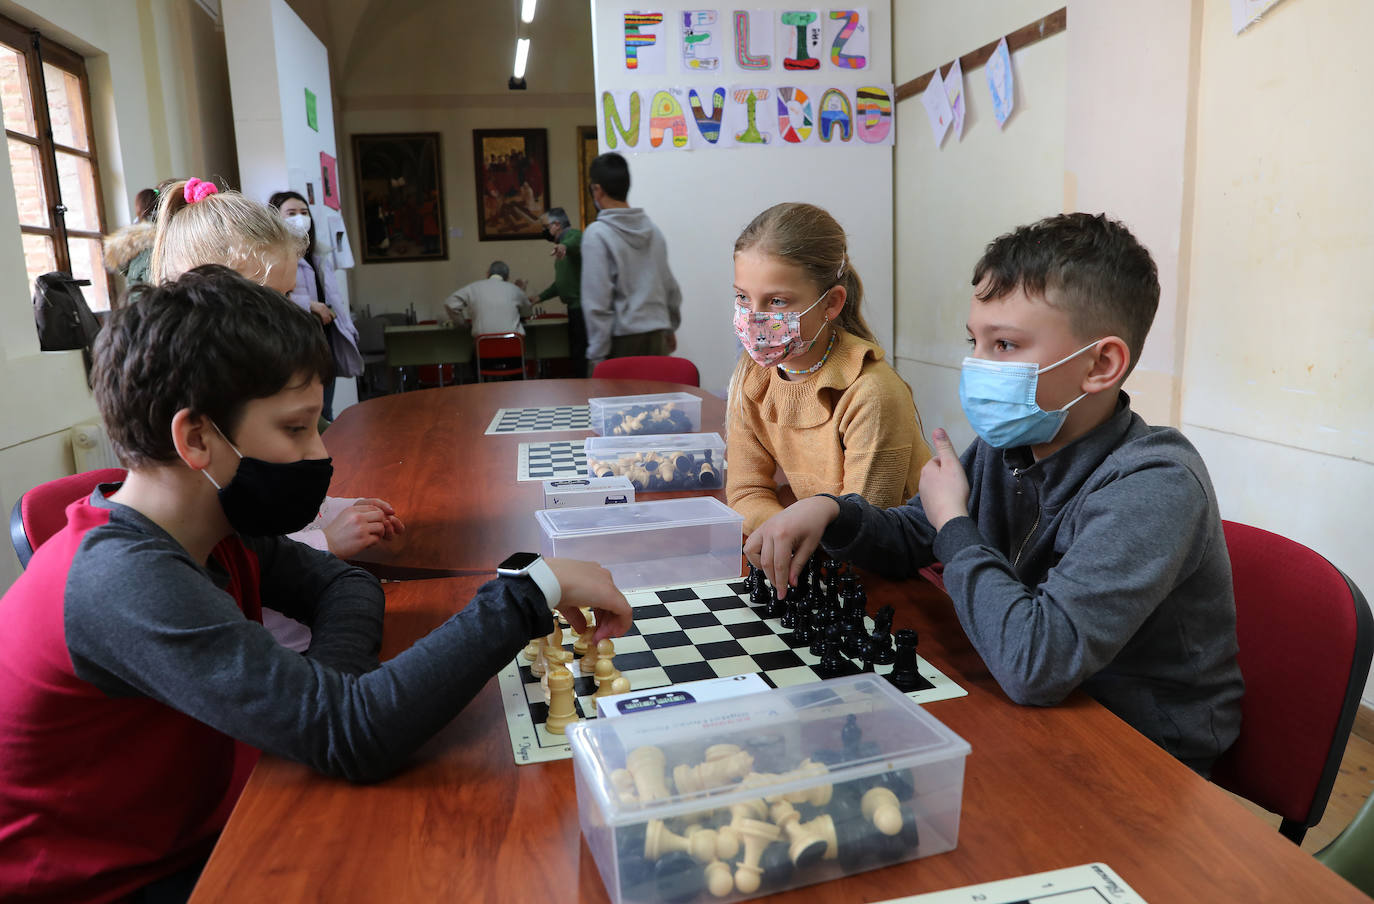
[958,340,1101,448]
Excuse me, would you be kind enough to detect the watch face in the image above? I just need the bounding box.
[498,552,540,573]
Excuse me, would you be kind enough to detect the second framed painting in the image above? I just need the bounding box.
[473,128,550,241]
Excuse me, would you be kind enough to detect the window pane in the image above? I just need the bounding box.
[43,63,88,151]
[20,232,55,289]
[8,137,48,226]
[68,236,110,311]
[56,151,99,232]
[0,43,36,136]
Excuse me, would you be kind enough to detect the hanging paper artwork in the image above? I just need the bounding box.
[944,58,965,141]
[319,151,340,210]
[920,67,952,147]
[778,10,823,71]
[731,10,773,73]
[817,87,852,142]
[854,85,893,145]
[304,88,318,131]
[825,9,868,70]
[647,89,691,150]
[986,36,1014,129]
[688,86,731,147]
[1230,0,1286,35]
[728,87,773,145]
[623,11,667,73]
[680,10,720,70]
[776,86,815,144]
[601,90,643,150]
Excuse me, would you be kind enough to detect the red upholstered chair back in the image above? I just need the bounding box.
[591,356,700,387]
[9,468,127,569]
[475,332,526,381]
[1210,520,1372,844]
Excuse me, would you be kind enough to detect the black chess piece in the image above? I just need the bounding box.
[887,628,922,692]
[763,579,786,620]
[859,636,877,673]
[841,714,862,753]
[833,815,878,871]
[758,840,795,891]
[817,625,856,679]
[654,851,705,904]
[618,853,655,901]
[780,595,797,630]
[792,605,813,646]
[745,733,788,774]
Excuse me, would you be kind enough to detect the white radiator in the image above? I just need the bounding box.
[70,421,121,472]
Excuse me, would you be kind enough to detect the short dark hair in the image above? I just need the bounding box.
[93,265,332,467]
[972,212,1160,377]
[545,207,570,228]
[488,260,510,279]
[134,188,159,223]
[589,152,630,201]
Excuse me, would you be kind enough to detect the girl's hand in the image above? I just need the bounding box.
[743,496,840,599]
[310,301,335,325]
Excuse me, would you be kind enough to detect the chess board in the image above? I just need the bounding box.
[875,862,1148,904]
[516,440,588,481]
[485,405,591,435]
[497,577,966,764]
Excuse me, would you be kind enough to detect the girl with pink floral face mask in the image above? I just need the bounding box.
[725,203,933,535]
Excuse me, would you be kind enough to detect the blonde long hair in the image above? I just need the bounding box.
[149,179,304,282]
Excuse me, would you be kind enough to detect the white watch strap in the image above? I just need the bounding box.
[525,557,561,611]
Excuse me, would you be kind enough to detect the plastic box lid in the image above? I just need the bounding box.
[588,391,701,408]
[566,674,970,826]
[535,496,741,539]
[585,432,725,455]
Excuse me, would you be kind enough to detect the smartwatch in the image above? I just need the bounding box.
[497,552,561,611]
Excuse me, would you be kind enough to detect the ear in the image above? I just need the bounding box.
[171,409,216,471]
[823,285,847,322]
[1082,336,1131,393]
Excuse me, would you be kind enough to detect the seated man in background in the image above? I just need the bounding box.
[444,260,533,337]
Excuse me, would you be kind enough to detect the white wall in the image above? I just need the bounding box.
[589,2,895,395]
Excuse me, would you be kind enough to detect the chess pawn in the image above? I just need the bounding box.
[609,675,631,696]
[861,787,904,836]
[768,801,829,867]
[704,860,733,898]
[580,635,601,675]
[731,818,782,895]
[626,746,670,803]
[682,825,727,863]
[544,663,580,735]
[520,636,541,663]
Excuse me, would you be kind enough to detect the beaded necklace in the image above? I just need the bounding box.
[778,327,837,377]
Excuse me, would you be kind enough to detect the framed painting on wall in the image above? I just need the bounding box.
[473,128,550,241]
[350,132,447,263]
[577,125,600,229]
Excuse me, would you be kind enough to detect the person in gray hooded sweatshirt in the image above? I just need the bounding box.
[580,152,682,374]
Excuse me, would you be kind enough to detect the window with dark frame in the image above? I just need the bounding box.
[0,15,109,312]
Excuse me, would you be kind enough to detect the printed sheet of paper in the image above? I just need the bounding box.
[873,863,1150,904]
[1231,0,1285,34]
[944,58,965,141]
[824,8,868,70]
[920,67,953,146]
[986,35,1014,129]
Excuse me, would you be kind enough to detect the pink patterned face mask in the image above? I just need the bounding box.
[734,292,829,367]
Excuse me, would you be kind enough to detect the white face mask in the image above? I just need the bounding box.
[282,213,311,238]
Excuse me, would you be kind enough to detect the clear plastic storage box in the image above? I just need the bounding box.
[589,392,704,436]
[585,433,726,492]
[534,497,743,590]
[567,675,970,904]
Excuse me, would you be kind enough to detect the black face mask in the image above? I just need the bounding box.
[204,424,333,536]
[541,227,556,242]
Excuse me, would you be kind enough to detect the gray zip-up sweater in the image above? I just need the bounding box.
[580,207,682,362]
[822,393,1243,773]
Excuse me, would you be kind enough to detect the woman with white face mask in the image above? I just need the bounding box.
[269,191,363,420]
[726,202,932,535]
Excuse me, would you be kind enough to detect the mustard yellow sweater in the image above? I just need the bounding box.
[726,329,932,534]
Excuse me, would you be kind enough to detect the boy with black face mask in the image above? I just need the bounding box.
[0,266,631,902]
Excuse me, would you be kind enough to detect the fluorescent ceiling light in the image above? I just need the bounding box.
[521,0,537,24]
[514,38,531,78]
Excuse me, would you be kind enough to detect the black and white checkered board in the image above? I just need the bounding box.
[485,405,591,435]
[516,440,588,481]
[497,577,966,764]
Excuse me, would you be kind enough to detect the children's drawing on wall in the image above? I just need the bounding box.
[920,68,953,147]
[471,128,550,242]
[729,87,772,144]
[350,132,447,263]
[855,85,893,145]
[778,10,822,70]
[818,87,852,142]
[319,151,341,210]
[680,10,720,70]
[623,11,667,73]
[825,9,868,70]
[688,86,729,146]
[1231,0,1287,34]
[944,58,965,141]
[731,10,772,73]
[601,90,643,151]
[776,86,814,143]
[986,36,1014,129]
[648,89,691,150]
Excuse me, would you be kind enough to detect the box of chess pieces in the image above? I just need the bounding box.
[542,475,636,509]
[585,433,726,493]
[566,674,971,904]
[535,497,743,591]
[590,392,703,436]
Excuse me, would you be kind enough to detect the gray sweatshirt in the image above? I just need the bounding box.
[580,207,682,361]
[822,393,1243,773]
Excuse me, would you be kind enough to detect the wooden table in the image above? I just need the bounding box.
[325,378,726,579]
[191,575,1367,902]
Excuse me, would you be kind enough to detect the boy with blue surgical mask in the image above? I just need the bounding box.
[747,213,1243,775]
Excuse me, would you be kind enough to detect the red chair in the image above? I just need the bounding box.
[475,332,526,382]
[1210,520,1372,844]
[592,355,700,386]
[9,468,126,569]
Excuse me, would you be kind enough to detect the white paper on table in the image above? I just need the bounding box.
[945,58,965,140]
[1230,0,1285,34]
[920,67,953,147]
[327,211,354,270]
[987,35,1015,129]
[871,862,1151,904]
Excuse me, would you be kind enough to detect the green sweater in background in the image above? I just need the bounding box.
[538,228,582,309]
